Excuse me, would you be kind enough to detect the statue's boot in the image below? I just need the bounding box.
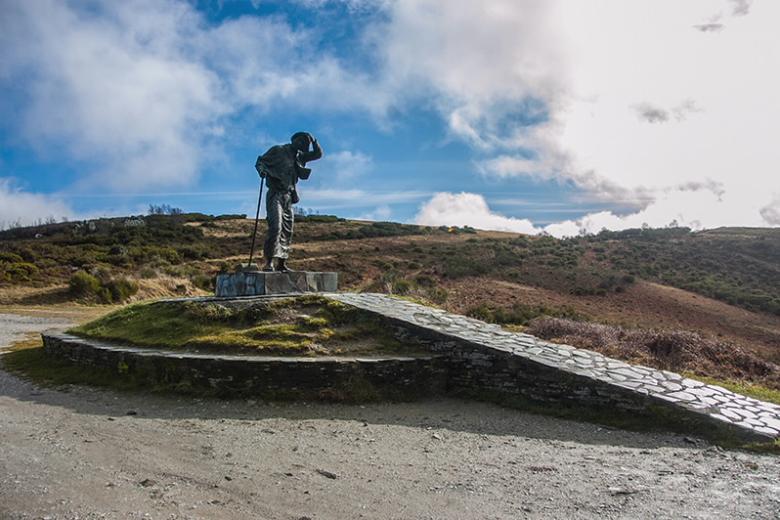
[262,259,275,272]
[276,258,293,272]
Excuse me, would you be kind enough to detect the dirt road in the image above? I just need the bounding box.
[1,312,779,519]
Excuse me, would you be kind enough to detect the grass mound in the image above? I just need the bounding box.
[68,295,420,357]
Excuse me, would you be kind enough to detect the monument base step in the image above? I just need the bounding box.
[215,270,338,297]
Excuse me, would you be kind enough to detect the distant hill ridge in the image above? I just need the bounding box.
[0,213,778,317]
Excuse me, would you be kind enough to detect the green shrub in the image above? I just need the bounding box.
[0,252,24,263]
[192,274,215,291]
[392,278,413,295]
[69,271,101,297]
[101,278,139,303]
[69,270,138,303]
[2,262,39,282]
[139,267,157,279]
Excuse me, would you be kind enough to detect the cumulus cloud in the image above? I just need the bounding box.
[633,104,670,124]
[633,100,702,124]
[371,0,566,148]
[322,150,373,181]
[693,22,725,33]
[0,179,74,229]
[415,188,771,238]
[415,192,540,234]
[730,0,752,16]
[368,1,780,231]
[760,197,780,225]
[2,0,777,234]
[0,0,384,194]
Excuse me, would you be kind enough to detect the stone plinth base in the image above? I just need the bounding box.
[215,271,338,297]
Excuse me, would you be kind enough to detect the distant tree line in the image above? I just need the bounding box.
[148,204,183,216]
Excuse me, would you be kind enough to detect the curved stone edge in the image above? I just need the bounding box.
[325,293,780,443]
[41,331,448,401]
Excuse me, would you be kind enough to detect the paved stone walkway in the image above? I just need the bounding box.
[326,293,780,441]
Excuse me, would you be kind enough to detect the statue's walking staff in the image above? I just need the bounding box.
[246,175,265,269]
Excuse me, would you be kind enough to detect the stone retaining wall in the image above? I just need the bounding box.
[42,332,447,401]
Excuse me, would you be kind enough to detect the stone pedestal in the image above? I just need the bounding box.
[215,271,338,297]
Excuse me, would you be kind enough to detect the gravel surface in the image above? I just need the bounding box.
[1,312,779,519]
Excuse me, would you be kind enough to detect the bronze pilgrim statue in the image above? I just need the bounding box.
[255,132,323,272]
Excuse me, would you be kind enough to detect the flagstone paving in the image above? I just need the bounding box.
[326,292,780,441]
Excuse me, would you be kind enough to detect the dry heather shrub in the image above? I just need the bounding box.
[527,317,780,389]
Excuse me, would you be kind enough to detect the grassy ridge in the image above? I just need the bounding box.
[0,213,778,316]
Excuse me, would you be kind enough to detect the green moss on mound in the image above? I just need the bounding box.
[69,295,418,356]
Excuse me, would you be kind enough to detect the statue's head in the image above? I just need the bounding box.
[291,132,311,152]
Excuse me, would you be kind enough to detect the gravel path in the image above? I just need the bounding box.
[1,312,779,519]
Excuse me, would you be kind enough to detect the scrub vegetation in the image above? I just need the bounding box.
[1,213,779,388]
[0,214,777,315]
[527,317,780,392]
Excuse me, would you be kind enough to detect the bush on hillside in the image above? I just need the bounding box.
[69,270,138,303]
[1,262,39,282]
[69,271,101,297]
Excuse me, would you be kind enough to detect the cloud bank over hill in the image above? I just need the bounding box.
[404,0,780,234]
[0,180,73,229]
[0,0,778,232]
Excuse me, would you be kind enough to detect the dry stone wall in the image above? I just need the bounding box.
[42,332,447,401]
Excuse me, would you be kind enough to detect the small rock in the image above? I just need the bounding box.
[126,410,138,416]
[224,475,233,481]
[608,486,639,496]
[316,469,338,480]
[139,479,156,487]
[432,433,443,441]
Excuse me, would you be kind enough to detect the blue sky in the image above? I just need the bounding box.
[1,0,778,235]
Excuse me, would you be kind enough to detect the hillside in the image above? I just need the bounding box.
[1,213,779,384]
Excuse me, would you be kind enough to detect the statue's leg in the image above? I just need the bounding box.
[278,191,294,260]
[263,189,284,265]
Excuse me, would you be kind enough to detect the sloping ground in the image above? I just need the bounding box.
[442,278,780,365]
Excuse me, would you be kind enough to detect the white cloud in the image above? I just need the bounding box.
[377,0,780,231]
[415,188,775,238]
[1,0,224,191]
[0,179,74,229]
[322,150,373,181]
[415,192,540,234]
[371,0,566,148]
[760,197,780,226]
[358,204,392,221]
[0,0,385,194]
[2,0,778,233]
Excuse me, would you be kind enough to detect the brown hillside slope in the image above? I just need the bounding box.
[443,278,780,363]
[1,215,778,385]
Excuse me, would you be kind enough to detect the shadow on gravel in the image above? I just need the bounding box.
[0,362,695,451]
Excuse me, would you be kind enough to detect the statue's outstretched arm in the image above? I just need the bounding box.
[301,136,323,163]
